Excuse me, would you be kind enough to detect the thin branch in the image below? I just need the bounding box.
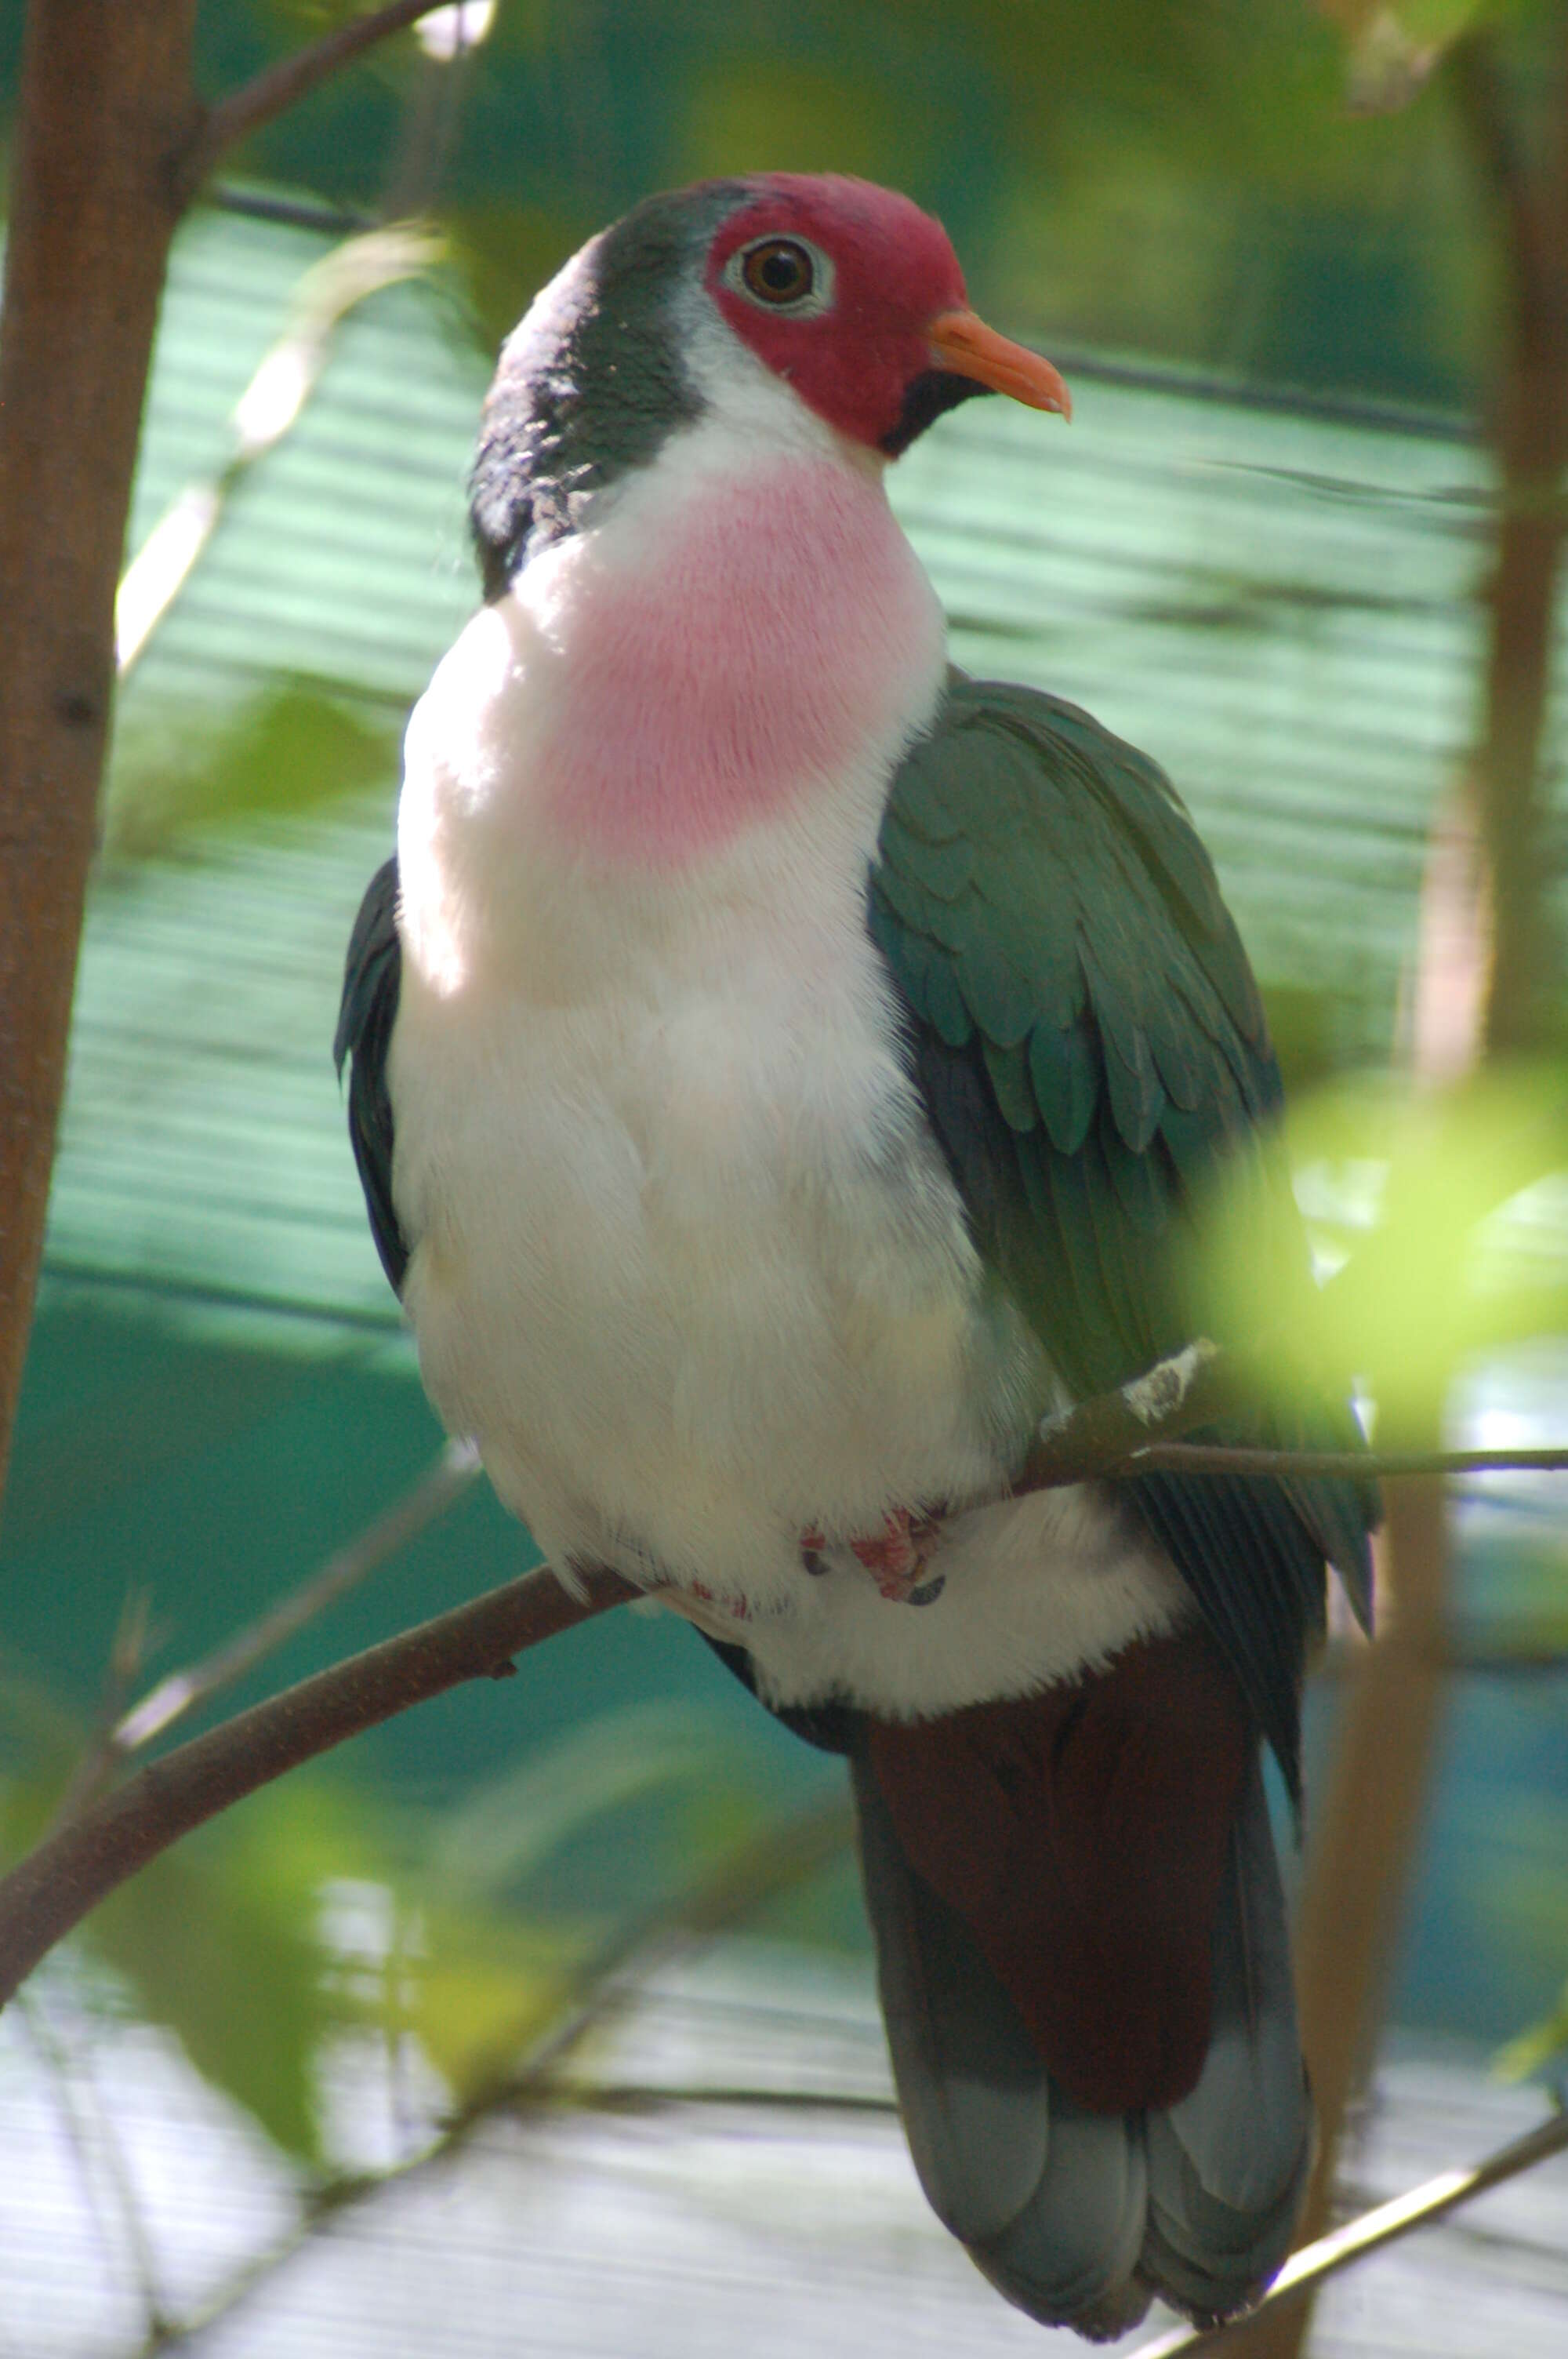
[0,1560,637,2010]
[1015,1336,1568,1488]
[208,184,377,236]
[5,1317,1568,2007]
[1018,1336,1236,1488]
[51,1589,154,1826]
[107,1439,478,1765]
[1115,1441,1568,1481]
[546,2080,898,2119]
[184,1,446,196]
[14,1990,169,2340]
[1133,2100,1568,2355]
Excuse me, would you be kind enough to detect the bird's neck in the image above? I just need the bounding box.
[397,420,946,997]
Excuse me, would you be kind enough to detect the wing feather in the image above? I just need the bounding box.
[871,678,1375,1796]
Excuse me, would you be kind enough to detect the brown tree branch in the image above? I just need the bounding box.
[0,0,199,1510]
[1449,26,1568,1052]
[183,0,448,197]
[4,1318,1566,2015]
[1018,1337,1236,1486]
[0,1561,637,2009]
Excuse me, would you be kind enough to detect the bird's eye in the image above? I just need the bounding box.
[739,238,817,308]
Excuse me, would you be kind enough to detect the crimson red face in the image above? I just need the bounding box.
[703,173,1069,453]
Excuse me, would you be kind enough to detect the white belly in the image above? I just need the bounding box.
[388,893,1187,1717]
[393,902,1025,1585]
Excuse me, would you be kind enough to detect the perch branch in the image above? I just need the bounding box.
[5,1308,1568,2011]
[0,1561,637,2009]
[1109,1440,1568,1480]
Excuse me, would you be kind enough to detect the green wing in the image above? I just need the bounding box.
[869,677,1374,1798]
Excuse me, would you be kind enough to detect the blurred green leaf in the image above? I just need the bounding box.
[1191,1062,1568,1422]
[1496,1976,1568,2083]
[397,1906,581,2103]
[88,1780,383,2163]
[103,684,397,859]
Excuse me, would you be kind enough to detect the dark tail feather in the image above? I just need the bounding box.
[1142,1760,1312,2319]
[853,1754,1152,2339]
[851,1747,1309,2339]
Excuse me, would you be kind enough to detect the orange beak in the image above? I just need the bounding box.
[927,310,1072,420]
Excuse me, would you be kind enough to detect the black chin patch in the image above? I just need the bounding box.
[880,368,989,458]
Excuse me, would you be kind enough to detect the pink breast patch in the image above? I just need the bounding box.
[526,460,938,867]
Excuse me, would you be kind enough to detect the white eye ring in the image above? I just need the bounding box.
[724,234,836,318]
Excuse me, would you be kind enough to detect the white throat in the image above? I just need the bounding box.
[395,392,946,1004]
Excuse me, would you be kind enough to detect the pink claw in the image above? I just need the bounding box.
[848,1508,945,1603]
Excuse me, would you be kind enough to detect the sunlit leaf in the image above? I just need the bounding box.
[1190,1062,1568,1422]
[103,684,397,858]
[397,1910,583,2103]
[86,1780,383,2162]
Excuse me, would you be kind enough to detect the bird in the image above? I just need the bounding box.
[336,172,1374,2339]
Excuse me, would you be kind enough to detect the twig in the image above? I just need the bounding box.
[1019,1337,1235,1487]
[543,2080,898,2118]
[14,1988,170,2341]
[107,1439,478,1763]
[0,1559,637,2010]
[130,1794,851,2354]
[1133,2100,1568,2354]
[1113,1441,1568,1481]
[115,222,445,682]
[51,1588,154,1826]
[208,184,376,236]
[1017,1335,1568,1487]
[184,1,447,196]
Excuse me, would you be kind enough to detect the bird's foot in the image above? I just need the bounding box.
[800,1507,946,1605]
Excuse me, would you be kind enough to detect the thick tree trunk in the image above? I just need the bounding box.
[0,0,200,1506]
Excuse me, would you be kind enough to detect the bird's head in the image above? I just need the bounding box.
[471,173,1069,598]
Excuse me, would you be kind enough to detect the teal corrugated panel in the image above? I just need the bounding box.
[45,205,1564,1325]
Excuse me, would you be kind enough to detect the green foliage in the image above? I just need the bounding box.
[1191,1060,1568,1427]
[442,202,595,359]
[104,685,398,860]
[0,1663,788,2158]
[1496,1975,1568,2083]
[91,1783,374,2161]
